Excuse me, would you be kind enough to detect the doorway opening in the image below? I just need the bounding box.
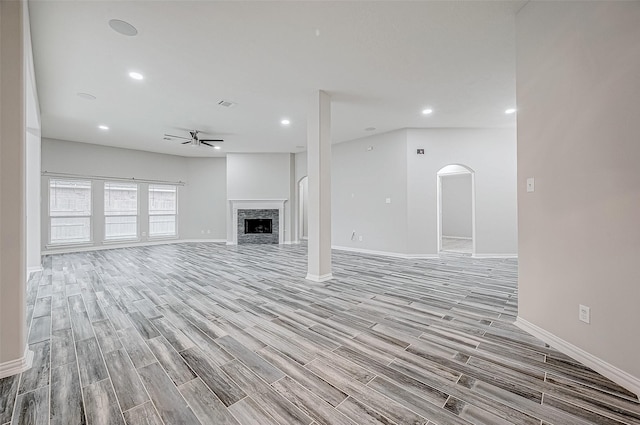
[298,176,308,241]
[437,164,475,254]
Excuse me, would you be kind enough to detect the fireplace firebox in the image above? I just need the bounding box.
[245,219,272,234]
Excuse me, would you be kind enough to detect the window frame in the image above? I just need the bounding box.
[103,181,140,242]
[47,178,93,246]
[148,184,179,239]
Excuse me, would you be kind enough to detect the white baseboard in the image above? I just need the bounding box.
[0,346,34,379]
[516,317,640,399]
[180,239,227,244]
[43,239,227,255]
[442,236,472,240]
[332,245,438,259]
[472,253,518,259]
[27,265,43,275]
[306,273,334,282]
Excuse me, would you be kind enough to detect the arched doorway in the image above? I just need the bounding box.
[298,176,308,241]
[437,164,475,254]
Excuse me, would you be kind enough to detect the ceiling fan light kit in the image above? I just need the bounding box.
[163,130,223,148]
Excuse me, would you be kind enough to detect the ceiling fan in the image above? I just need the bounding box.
[163,130,223,147]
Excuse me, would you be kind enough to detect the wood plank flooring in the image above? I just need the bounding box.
[1,242,639,425]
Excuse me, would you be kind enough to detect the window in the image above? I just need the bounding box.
[104,182,138,240]
[49,179,92,244]
[149,184,177,237]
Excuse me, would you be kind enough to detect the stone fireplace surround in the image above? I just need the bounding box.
[228,199,286,245]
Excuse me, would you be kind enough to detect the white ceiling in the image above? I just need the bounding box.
[29,1,523,157]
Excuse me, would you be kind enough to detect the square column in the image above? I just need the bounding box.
[0,0,33,377]
[306,91,333,282]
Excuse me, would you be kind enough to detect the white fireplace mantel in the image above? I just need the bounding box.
[228,199,287,245]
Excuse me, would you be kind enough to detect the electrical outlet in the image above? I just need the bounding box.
[207,229,211,234]
[385,198,391,204]
[579,304,590,324]
[201,230,205,234]
[358,236,363,242]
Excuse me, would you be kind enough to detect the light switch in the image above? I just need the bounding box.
[526,177,535,193]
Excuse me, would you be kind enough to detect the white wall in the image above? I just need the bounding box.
[24,1,41,272]
[516,1,640,393]
[41,139,227,251]
[440,173,472,238]
[332,130,409,254]
[407,128,517,256]
[1,0,30,374]
[226,153,295,243]
[183,158,227,240]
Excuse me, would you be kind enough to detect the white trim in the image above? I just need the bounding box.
[306,273,334,282]
[43,239,226,254]
[515,317,640,399]
[332,245,438,259]
[441,236,472,240]
[472,253,518,259]
[0,346,34,379]
[180,239,227,243]
[43,171,185,186]
[27,265,43,275]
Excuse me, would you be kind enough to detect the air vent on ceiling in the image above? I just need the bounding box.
[217,100,237,108]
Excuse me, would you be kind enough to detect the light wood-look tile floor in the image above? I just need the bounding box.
[1,243,639,425]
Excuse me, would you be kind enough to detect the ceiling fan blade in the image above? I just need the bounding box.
[181,141,191,145]
[199,139,224,142]
[164,134,191,140]
[201,141,214,147]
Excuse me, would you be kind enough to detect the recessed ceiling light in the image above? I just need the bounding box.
[77,92,96,100]
[214,146,221,150]
[129,71,144,80]
[364,127,376,132]
[108,19,138,37]
[281,119,290,126]
[422,108,433,115]
[505,108,517,114]
[98,125,109,130]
